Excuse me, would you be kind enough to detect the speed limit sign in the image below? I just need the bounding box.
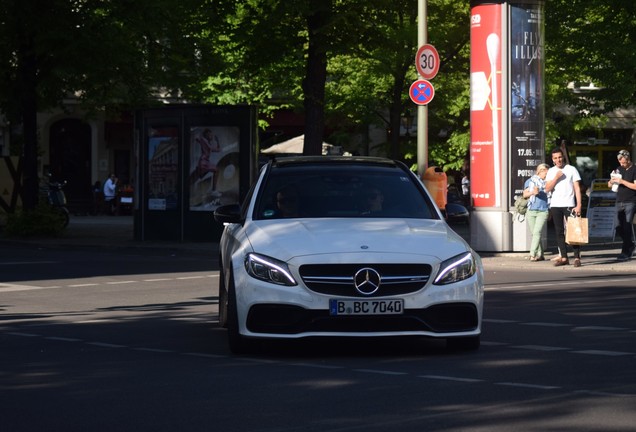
[415,44,440,80]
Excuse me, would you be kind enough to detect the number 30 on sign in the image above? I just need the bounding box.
[415,44,440,80]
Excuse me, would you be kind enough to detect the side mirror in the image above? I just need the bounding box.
[214,204,242,224]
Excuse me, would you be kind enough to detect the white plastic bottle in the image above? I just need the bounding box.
[611,169,622,192]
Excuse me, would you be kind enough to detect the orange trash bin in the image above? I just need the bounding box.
[422,166,447,209]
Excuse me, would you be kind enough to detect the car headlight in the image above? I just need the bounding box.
[433,252,476,285]
[245,253,297,286]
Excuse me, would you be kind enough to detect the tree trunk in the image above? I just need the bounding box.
[302,1,331,156]
[17,29,40,211]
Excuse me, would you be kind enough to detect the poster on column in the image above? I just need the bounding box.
[188,126,240,211]
[147,127,178,211]
[470,4,503,208]
[510,3,545,202]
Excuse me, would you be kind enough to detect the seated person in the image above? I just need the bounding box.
[361,188,385,215]
[276,186,300,218]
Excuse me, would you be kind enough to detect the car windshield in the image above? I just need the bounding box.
[253,161,439,220]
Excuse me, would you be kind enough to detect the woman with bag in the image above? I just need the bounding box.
[523,163,550,261]
[545,147,583,267]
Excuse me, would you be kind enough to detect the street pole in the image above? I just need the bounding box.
[417,0,428,177]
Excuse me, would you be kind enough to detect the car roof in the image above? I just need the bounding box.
[268,155,402,169]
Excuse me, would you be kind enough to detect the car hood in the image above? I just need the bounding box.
[244,218,470,261]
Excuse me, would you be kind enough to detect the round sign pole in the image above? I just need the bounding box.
[417,0,429,176]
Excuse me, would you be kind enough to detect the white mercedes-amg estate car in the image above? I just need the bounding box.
[214,156,483,353]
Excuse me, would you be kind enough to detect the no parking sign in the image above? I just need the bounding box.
[409,79,435,105]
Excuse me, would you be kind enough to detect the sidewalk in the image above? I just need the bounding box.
[449,223,635,272]
[1,214,634,271]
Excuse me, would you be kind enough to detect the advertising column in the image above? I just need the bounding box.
[470,1,509,251]
[510,2,545,251]
[470,0,545,252]
[470,3,503,209]
[510,4,545,207]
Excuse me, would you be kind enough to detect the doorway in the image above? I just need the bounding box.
[49,119,92,213]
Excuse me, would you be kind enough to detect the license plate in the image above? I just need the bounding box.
[329,299,404,316]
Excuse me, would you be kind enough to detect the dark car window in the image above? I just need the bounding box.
[253,162,439,220]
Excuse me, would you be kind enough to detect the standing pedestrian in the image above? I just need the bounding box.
[461,172,470,207]
[607,149,636,261]
[545,147,583,267]
[103,173,118,215]
[523,163,550,261]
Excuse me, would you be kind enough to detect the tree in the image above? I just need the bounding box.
[200,0,379,155]
[326,0,471,171]
[0,0,218,210]
[545,1,636,141]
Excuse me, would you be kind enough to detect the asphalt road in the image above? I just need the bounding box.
[1,245,635,432]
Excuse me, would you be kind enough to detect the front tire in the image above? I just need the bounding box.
[218,265,228,328]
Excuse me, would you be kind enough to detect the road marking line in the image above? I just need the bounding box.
[522,322,572,327]
[143,278,172,282]
[483,318,518,323]
[571,350,634,356]
[481,341,509,346]
[87,342,126,348]
[76,319,113,324]
[512,345,568,351]
[182,352,228,359]
[68,283,99,287]
[134,347,174,353]
[420,375,484,383]
[106,281,136,285]
[574,390,636,398]
[572,326,629,332]
[354,369,408,376]
[177,276,206,280]
[46,336,82,342]
[496,382,560,390]
[7,332,41,337]
[237,357,281,364]
[288,363,345,370]
[0,283,50,292]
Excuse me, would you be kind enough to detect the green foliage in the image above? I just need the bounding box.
[1,0,634,178]
[545,0,636,142]
[3,203,66,237]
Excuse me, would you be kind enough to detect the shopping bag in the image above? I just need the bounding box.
[566,216,589,245]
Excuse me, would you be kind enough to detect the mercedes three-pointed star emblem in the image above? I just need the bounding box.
[353,267,381,295]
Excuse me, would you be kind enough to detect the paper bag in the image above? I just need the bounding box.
[566,216,589,245]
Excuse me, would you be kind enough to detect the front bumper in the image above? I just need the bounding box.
[246,302,480,335]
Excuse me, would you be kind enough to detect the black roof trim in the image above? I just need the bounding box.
[271,155,399,168]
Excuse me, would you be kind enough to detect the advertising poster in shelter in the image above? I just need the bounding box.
[189,126,240,211]
[147,127,178,211]
[510,3,545,202]
[470,3,503,208]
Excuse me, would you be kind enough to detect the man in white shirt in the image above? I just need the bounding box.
[103,173,118,214]
[545,147,583,267]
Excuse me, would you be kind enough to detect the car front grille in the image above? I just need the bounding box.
[299,263,432,297]
[246,303,479,334]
